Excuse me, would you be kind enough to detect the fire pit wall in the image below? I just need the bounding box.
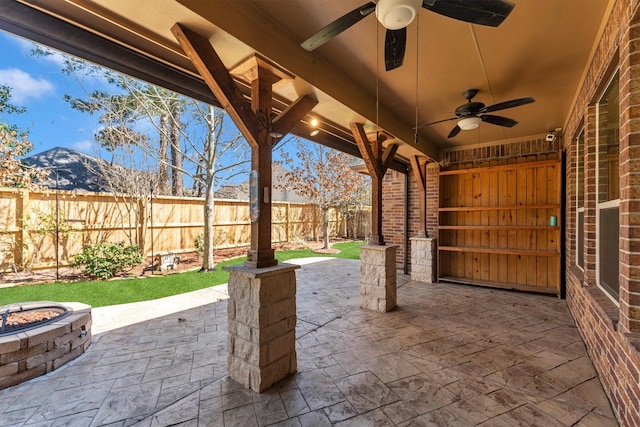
[0,303,92,389]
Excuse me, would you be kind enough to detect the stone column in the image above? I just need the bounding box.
[360,245,397,312]
[410,237,437,283]
[224,263,299,392]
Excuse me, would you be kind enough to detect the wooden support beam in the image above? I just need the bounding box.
[351,122,379,181]
[171,23,260,147]
[272,95,318,143]
[350,122,398,246]
[172,24,316,267]
[410,155,428,237]
[381,144,399,172]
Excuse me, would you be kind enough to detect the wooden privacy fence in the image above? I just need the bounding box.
[0,188,370,272]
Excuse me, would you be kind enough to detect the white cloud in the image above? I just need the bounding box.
[71,140,94,153]
[0,68,55,105]
[4,34,67,67]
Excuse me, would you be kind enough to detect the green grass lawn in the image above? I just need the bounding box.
[0,241,364,308]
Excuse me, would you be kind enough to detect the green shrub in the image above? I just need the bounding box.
[195,232,204,258]
[73,242,142,280]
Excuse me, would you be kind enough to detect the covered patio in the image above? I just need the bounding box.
[1,0,639,424]
[0,258,616,426]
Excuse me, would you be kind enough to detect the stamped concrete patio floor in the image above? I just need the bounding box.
[1,258,618,426]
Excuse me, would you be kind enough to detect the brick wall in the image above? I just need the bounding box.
[381,169,420,271]
[380,3,640,423]
[566,268,640,426]
[440,136,560,167]
[426,163,440,238]
[562,1,640,425]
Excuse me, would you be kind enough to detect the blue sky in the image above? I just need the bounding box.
[0,29,329,189]
[0,30,103,155]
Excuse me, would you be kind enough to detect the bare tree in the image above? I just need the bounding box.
[34,47,250,271]
[276,139,368,250]
[0,85,49,189]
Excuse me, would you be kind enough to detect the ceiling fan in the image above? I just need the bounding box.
[300,0,515,71]
[425,89,535,138]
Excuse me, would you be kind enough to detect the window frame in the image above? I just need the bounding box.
[576,128,585,270]
[595,71,620,304]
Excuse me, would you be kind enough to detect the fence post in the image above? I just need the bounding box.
[137,198,146,256]
[14,189,28,268]
[312,205,317,241]
[285,202,290,243]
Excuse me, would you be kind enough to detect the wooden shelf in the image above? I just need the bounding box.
[438,158,561,296]
[439,204,560,212]
[439,225,560,231]
[439,159,559,176]
[438,276,559,296]
[438,245,559,257]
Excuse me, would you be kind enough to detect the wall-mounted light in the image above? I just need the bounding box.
[546,127,561,142]
[309,117,320,136]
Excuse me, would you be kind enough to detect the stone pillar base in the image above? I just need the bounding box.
[223,263,299,392]
[410,237,437,283]
[360,245,397,312]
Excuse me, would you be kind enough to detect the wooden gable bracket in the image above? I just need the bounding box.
[410,155,428,238]
[171,23,260,146]
[172,23,317,267]
[351,122,399,246]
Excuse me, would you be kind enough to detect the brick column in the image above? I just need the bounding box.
[426,163,440,238]
[410,237,436,283]
[360,245,397,312]
[224,263,299,392]
[619,14,640,332]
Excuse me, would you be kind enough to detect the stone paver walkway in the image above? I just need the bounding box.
[0,257,618,426]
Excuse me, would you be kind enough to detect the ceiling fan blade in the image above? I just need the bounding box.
[481,114,518,127]
[301,2,376,51]
[385,28,407,71]
[447,125,461,138]
[419,116,458,128]
[422,0,515,27]
[481,96,535,113]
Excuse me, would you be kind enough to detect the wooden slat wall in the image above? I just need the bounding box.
[438,156,561,296]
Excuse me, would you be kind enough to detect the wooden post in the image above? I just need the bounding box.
[137,198,146,256]
[14,189,28,269]
[171,24,317,268]
[351,123,398,246]
[285,202,290,243]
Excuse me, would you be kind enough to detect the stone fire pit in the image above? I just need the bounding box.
[0,302,92,389]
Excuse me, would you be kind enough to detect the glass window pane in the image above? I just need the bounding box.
[597,73,619,203]
[577,210,584,269]
[599,206,619,298]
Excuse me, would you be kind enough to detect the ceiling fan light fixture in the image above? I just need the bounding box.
[458,116,482,130]
[376,0,422,30]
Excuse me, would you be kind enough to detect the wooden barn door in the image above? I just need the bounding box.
[438,158,561,296]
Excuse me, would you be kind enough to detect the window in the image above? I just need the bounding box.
[576,129,584,269]
[597,72,620,300]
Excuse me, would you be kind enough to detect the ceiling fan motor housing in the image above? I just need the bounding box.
[376,0,423,30]
[455,102,485,117]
